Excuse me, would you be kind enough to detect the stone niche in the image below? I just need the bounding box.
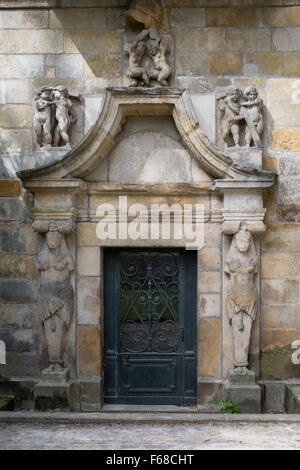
[18,87,275,412]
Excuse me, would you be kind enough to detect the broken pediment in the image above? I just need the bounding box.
[18,87,275,199]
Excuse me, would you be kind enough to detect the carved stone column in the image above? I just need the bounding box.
[19,179,85,410]
[214,173,270,412]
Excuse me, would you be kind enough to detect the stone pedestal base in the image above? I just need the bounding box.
[225,384,261,413]
[34,367,73,411]
[226,147,262,171]
[225,367,261,413]
[228,367,256,385]
[286,385,300,414]
[79,377,101,412]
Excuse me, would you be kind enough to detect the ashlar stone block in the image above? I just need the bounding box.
[77,247,100,277]
[78,326,101,377]
[209,53,242,75]
[64,29,122,54]
[264,6,300,26]
[225,383,261,413]
[286,385,300,413]
[273,27,300,51]
[0,30,63,54]
[226,29,271,53]
[77,277,101,326]
[80,377,101,412]
[207,8,259,27]
[0,10,48,29]
[50,8,106,29]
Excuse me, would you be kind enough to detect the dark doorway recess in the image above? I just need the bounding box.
[103,248,197,405]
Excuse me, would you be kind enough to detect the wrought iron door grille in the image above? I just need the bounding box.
[119,251,181,354]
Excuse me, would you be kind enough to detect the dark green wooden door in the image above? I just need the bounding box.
[103,248,197,405]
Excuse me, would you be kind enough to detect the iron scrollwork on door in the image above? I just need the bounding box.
[120,251,181,354]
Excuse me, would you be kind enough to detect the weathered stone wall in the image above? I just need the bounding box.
[0,179,39,406]
[0,1,300,408]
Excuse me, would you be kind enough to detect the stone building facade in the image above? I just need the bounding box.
[0,0,300,413]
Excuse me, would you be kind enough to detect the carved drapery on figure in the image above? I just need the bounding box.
[218,87,264,149]
[225,226,258,370]
[34,86,79,149]
[33,220,75,372]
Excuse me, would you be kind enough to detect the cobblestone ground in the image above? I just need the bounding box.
[1,422,300,450]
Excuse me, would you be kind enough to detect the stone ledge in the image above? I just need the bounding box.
[1,411,300,424]
[0,1,56,8]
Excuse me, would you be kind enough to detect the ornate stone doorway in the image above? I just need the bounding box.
[103,248,197,405]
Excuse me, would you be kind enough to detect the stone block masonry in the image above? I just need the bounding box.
[0,2,300,413]
[1,4,300,157]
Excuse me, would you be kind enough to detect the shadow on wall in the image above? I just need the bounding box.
[51,6,127,80]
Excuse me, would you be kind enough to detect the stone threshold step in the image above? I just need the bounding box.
[101,405,220,414]
[0,412,300,424]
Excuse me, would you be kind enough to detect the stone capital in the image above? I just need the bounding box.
[23,179,86,222]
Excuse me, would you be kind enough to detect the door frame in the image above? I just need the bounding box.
[103,247,198,405]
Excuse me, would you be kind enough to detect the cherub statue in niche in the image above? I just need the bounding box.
[33,86,54,148]
[225,226,258,370]
[240,86,264,148]
[126,31,150,87]
[53,86,77,147]
[218,86,264,149]
[218,88,244,148]
[33,85,80,149]
[33,220,75,372]
[125,29,171,88]
[147,36,171,87]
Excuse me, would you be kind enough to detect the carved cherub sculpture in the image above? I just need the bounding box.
[125,28,171,88]
[33,220,75,372]
[147,37,171,87]
[225,226,258,369]
[218,88,244,148]
[218,86,264,149]
[34,86,54,148]
[240,86,264,148]
[33,85,79,149]
[53,86,76,147]
[126,32,150,87]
